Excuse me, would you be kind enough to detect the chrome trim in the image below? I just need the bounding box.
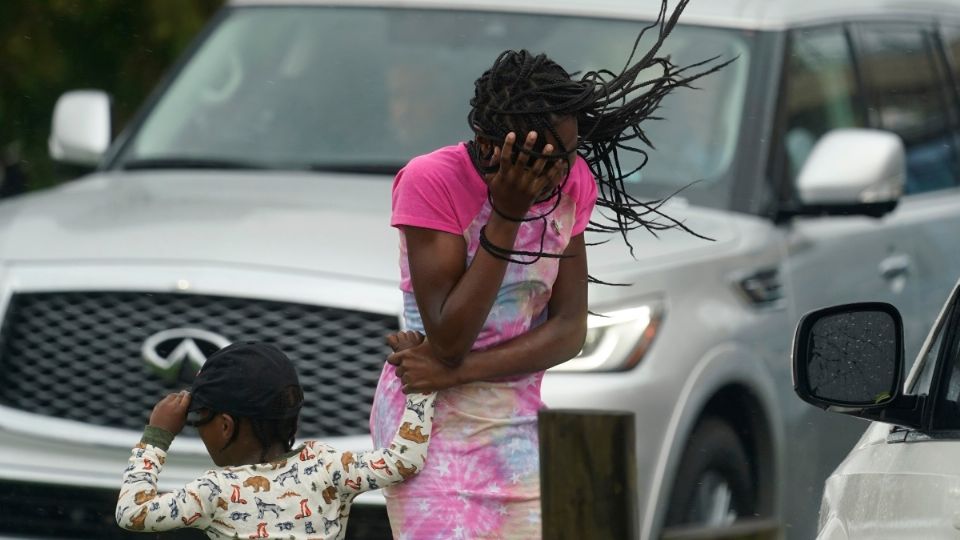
[142,327,231,381]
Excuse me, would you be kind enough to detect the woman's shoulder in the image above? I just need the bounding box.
[401,143,472,178]
[561,155,598,203]
[394,143,484,203]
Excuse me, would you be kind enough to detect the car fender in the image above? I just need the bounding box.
[641,341,785,539]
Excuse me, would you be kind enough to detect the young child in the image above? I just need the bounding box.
[116,333,433,539]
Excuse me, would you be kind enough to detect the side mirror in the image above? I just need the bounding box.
[793,128,905,218]
[793,302,921,428]
[48,90,111,167]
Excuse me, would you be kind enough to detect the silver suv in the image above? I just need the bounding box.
[3,1,960,538]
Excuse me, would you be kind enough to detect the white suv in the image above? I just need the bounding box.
[2,1,960,538]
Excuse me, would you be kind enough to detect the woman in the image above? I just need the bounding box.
[370,2,728,537]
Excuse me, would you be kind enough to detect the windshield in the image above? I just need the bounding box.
[112,7,752,203]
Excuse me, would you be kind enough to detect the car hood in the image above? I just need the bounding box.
[0,170,742,282]
[0,171,400,282]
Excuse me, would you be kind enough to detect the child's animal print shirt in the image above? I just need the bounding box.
[116,392,435,539]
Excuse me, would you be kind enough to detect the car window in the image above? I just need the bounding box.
[930,295,960,430]
[782,26,866,183]
[939,25,960,112]
[856,24,960,195]
[909,308,949,396]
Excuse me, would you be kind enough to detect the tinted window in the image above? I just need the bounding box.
[910,313,947,397]
[856,24,959,194]
[782,26,866,182]
[931,299,960,430]
[943,25,960,85]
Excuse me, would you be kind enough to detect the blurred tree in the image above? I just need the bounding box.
[0,0,224,192]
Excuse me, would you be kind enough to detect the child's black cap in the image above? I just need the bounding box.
[188,341,302,420]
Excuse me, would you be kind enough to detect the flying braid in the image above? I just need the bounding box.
[467,0,733,279]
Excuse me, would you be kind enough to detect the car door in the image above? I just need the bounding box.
[850,21,960,358]
[773,24,923,531]
[777,23,925,333]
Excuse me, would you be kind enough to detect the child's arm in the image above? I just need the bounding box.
[328,331,436,496]
[329,390,436,497]
[116,392,219,532]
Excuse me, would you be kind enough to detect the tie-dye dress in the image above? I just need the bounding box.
[370,142,597,539]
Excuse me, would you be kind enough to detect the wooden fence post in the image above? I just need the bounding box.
[539,409,638,540]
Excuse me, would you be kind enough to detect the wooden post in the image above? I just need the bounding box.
[539,409,637,540]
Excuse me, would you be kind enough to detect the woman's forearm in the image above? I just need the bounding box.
[455,234,588,382]
[388,287,588,394]
[456,312,587,383]
[422,217,519,363]
[392,235,589,394]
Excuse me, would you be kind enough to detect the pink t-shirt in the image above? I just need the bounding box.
[390,142,597,350]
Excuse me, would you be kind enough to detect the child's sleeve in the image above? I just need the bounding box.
[328,391,436,496]
[116,426,220,532]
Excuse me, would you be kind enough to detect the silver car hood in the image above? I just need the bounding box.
[0,170,400,283]
[0,170,741,280]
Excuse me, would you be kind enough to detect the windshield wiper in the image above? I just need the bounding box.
[121,157,269,171]
[308,163,403,175]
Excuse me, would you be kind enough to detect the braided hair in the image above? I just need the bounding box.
[467,0,732,275]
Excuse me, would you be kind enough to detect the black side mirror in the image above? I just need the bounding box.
[794,302,903,408]
[793,302,921,428]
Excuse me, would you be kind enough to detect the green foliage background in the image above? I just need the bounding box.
[0,0,224,190]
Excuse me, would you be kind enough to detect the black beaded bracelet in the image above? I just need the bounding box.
[478,223,569,265]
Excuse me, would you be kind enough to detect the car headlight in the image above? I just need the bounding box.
[550,302,663,372]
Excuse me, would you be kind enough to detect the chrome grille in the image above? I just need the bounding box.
[0,292,397,437]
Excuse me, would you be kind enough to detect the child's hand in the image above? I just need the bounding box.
[386,330,425,352]
[148,390,191,436]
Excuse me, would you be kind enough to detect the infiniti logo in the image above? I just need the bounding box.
[142,328,231,383]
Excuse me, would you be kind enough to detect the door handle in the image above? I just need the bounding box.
[879,254,912,281]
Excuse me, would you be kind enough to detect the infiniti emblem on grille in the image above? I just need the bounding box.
[142,328,231,383]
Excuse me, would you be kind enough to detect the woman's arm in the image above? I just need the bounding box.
[403,219,514,366]
[405,132,565,366]
[391,234,588,392]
